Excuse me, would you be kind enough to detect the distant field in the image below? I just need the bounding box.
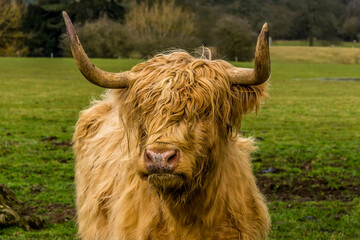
[0,49,359,239]
[271,46,360,64]
[272,40,360,48]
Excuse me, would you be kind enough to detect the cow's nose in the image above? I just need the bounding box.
[144,148,180,173]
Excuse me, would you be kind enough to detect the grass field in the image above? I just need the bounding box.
[0,46,359,239]
[272,40,360,48]
[271,46,360,64]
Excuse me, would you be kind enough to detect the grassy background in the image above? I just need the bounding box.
[272,40,360,48]
[271,46,360,64]
[0,46,359,239]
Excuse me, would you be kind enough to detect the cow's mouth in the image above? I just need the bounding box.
[146,172,187,193]
[139,165,186,180]
[147,172,186,182]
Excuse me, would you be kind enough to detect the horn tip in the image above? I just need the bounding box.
[262,23,269,32]
[260,23,269,42]
[62,11,75,37]
[62,11,68,18]
[62,11,71,26]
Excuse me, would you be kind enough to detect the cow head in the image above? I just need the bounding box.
[63,12,270,202]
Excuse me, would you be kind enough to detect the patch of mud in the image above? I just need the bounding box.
[41,136,71,147]
[257,175,360,202]
[41,136,58,142]
[46,204,76,224]
[28,204,76,224]
[51,141,72,147]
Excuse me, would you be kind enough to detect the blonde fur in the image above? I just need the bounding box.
[73,51,270,240]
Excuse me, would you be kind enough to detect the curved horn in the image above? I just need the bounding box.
[62,11,129,88]
[229,23,270,85]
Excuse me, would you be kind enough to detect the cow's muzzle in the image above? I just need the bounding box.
[144,147,180,174]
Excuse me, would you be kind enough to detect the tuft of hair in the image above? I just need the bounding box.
[121,49,268,136]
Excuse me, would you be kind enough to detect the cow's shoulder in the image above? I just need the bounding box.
[73,100,114,144]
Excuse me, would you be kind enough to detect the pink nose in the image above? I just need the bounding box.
[144,148,180,173]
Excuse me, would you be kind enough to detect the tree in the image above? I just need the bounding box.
[22,0,126,57]
[340,0,360,41]
[179,0,228,46]
[341,17,360,41]
[227,0,263,29]
[0,0,27,56]
[23,1,67,57]
[60,17,131,58]
[346,0,360,16]
[260,0,297,40]
[214,15,256,61]
[290,0,343,46]
[67,0,125,24]
[124,0,198,57]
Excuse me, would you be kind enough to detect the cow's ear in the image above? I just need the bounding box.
[229,82,268,128]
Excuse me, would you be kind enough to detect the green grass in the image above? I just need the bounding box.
[270,46,360,64]
[272,40,360,48]
[0,53,359,239]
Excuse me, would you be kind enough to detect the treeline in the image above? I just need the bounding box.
[1,0,360,60]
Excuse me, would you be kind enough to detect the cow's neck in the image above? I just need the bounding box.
[162,143,228,229]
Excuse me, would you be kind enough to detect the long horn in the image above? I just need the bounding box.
[229,23,270,85]
[62,11,130,88]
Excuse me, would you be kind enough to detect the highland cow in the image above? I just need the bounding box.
[63,11,271,240]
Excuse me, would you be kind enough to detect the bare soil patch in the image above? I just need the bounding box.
[28,204,76,224]
[257,175,360,202]
[45,204,76,224]
[41,136,71,147]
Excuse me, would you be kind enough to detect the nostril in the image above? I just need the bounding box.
[165,149,179,165]
[167,152,176,161]
[144,149,153,164]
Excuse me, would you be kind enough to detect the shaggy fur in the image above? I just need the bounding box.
[73,51,270,240]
